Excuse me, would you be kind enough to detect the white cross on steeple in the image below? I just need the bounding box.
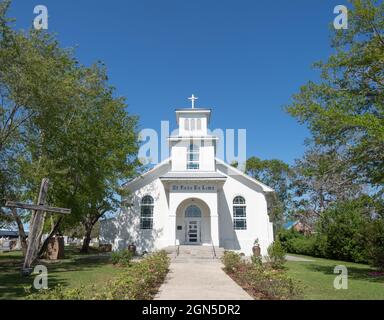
[188,94,198,109]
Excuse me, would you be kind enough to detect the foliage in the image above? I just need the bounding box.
[277,228,303,249]
[221,251,242,273]
[286,0,384,195]
[246,157,293,227]
[0,1,139,252]
[290,146,363,227]
[222,251,302,300]
[284,235,327,258]
[98,250,170,300]
[27,251,170,300]
[318,200,368,262]
[279,198,384,267]
[251,254,262,267]
[25,284,88,300]
[267,240,287,269]
[111,249,134,266]
[364,218,384,270]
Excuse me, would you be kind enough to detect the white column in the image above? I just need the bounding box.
[210,194,219,247]
[168,214,176,246]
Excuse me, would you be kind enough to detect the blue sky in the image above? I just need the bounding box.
[8,0,345,165]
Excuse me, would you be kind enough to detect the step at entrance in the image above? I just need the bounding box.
[163,245,225,260]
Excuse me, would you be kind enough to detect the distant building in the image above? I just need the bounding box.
[283,221,312,235]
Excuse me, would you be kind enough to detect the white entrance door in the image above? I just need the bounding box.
[186,220,201,244]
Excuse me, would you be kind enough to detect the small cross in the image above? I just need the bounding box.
[188,94,198,109]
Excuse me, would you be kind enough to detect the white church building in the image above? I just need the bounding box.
[101,96,275,256]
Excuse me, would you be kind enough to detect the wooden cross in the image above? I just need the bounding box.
[4,178,71,275]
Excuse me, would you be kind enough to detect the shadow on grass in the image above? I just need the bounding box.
[0,248,112,300]
[303,263,384,283]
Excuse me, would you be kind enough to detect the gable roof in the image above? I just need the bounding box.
[122,157,171,189]
[215,158,274,193]
[122,157,274,193]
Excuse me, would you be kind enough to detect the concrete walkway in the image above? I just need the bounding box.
[285,254,314,262]
[155,259,253,300]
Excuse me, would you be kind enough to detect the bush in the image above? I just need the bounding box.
[27,251,170,300]
[278,228,303,251]
[318,201,367,263]
[251,255,262,267]
[364,219,384,270]
[99,250,170,300]
[267,240,286,269]
[221,252,302,300]
[26,284,89,300]
[221,251,243,273]
[111,249,134,266]
[243,266,302,300]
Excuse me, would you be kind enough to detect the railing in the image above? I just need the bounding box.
[210,236,217,259]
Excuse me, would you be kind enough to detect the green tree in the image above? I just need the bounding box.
[317,199,369,262]
[0,1,139,255]
[245,157,293,230]
[286,0,384,195]
[291,145,362,227]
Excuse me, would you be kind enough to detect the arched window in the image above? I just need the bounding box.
[233,196,246,230]
[191,119,195,130]
[187,144,199,170]
[185,118,189,131]
[185,205,202,218]
[140,195,154,229]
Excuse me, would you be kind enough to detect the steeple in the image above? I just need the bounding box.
[175,95,211,137]
[169,96,218,172]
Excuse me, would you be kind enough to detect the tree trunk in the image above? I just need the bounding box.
[11,208,28,256]
[38,216,63,258]
[80,226,92,253]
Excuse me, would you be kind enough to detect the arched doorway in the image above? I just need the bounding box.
[175,198,211,245]
[185,205,202,244]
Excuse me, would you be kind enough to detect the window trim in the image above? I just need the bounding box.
[187,143,200,170]
[140,195,154,230]
[233,196,247,230]
[185,204,202,218]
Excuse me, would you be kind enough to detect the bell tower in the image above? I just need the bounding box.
[168,95,218,172]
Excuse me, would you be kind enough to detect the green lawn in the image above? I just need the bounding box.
[0,247,121,300]
[286,254,384,300]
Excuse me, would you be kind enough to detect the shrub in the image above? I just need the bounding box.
[278,228,303,251]
[364,219,384,270]
[99,250,170,300]
[251,254,262,267]
[27,251,170,300]
[222,256,302,300]
[245,266,302,300]
[267,240,286,269]
[111,249,133,266]
[221,251,242,273]
[318,201,368,263]
[26,284,89,300]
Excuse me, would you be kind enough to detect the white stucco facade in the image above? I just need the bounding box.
[101,103,275,256]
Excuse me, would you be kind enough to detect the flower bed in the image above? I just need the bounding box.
[27,250,170,300]
[222,251,302,300]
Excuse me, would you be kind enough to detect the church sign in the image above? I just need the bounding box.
[171,184,216,192]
